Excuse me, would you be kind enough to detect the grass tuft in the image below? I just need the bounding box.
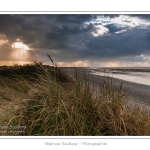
[0,58,150,135]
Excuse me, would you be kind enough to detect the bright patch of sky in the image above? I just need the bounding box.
[12,39,29,50]
[91,25,109,37]
[85,15,150,37]
[86,16,112,26]
[115,29,127,34]
[111,15,150,27]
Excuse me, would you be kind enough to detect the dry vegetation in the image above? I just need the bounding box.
[0,58,150,136]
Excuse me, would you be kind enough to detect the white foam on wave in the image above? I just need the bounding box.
[91,71,150,86]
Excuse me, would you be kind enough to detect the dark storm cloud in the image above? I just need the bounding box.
[0,14,95,62]
[1,14,150,63]
[105,24,127,34]
[86,28,150,59]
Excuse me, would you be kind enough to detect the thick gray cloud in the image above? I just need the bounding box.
[87,28,150,58]
[0,14,150,66]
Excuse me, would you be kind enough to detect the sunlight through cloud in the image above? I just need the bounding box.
[12,39,29,50]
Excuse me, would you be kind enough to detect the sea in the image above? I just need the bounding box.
[89,67,150,86]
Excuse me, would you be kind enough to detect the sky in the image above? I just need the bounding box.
[0,14,150,67]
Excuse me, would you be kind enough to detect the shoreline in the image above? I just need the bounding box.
[91,73,150,107]
[60,67,150,107]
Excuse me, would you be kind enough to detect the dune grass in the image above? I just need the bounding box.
[0,59,150,135]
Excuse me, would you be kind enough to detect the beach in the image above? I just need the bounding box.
[92,74,150,107]
[61,67,150,108]
[1,64,150,135]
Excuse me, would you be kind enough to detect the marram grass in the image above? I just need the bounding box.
[0,60,150,135]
